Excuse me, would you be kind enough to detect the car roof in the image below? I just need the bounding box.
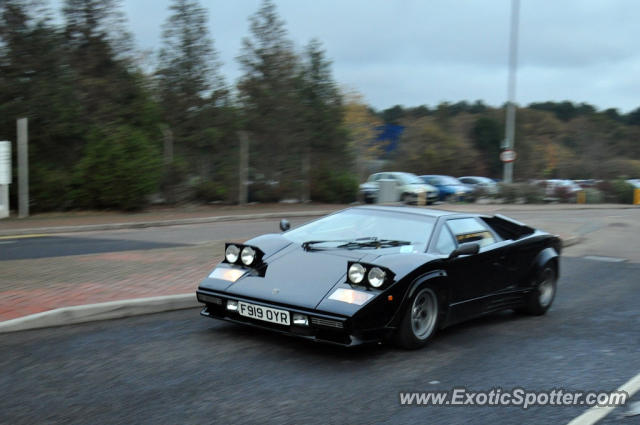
[350,205,462,218]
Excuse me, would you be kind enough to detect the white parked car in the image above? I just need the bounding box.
[541,179,582,197]
[626,179,640,189]
[360,172,438,204]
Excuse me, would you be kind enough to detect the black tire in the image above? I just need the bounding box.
[394,286,439,349]
[521,264,557,316]
[401,193,410,204]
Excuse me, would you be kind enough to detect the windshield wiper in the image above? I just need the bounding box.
[302,237,411,251]
[302,237,379,251]
[337,239,411,250]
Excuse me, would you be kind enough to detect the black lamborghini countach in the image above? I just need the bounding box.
[196,206,561,349]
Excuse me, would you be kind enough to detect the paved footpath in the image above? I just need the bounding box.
[0,242,223,321]
[0,203,634,328]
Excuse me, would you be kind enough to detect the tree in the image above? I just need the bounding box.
[393,117,481,176]
[299,39,349,201]
[0,0,86,210]
[237,0,303,198]
[158,0,224,117]
[72,125,162,210]
[157,0,232,189]
[471,117,502,178]
[343,91,383,180]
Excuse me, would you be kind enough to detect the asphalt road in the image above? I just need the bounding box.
[1,257,639,424]
[0,236,186,261]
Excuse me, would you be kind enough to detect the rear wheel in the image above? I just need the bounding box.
[394,287,439,349]
[521,265,557,315]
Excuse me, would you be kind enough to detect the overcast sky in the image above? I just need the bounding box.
[117,0,639,112]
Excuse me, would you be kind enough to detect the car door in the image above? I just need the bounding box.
[435,217,507,323]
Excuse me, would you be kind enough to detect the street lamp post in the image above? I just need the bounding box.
[503,0,520,184]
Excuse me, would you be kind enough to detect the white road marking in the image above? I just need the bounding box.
[567,371,640,425]
[0,240,16,245]
[583,255,627,263]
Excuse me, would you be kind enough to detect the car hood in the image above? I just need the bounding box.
[199,234,441,313]
[200,235,364,310]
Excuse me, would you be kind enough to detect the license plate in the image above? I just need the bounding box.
[238,301,290,326]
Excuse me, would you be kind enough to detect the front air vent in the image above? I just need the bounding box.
[198,293,223,305]
[311,317,344,329]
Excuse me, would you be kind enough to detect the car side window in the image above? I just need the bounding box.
[447,218,496,248]
[434,226,457,255]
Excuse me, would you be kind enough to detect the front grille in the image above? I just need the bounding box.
[198,293,223,305]
[311,317,344,329]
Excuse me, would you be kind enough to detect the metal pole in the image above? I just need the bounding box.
[503,0,520,183]
[238,131,249,205]
[0,140,10,219]
[17,118,29,218]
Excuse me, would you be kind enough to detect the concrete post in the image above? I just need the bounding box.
[17,118,29,218]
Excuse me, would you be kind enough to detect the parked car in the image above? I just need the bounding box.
[196,206,561,348]
[626,179,640,189]
[360,172,438,204]
[458,176,499,196]
[420,175,474,202]
[539,179,582,197]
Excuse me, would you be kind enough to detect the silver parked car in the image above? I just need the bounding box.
[458,176,499,196]
[360,172,438,204]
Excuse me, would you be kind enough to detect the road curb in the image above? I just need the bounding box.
[561,235,582,248]
[0,294,200,334]
[0,210,333,237]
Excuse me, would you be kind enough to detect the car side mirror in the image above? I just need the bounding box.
[448,242,480,259]
[279,219,290,232]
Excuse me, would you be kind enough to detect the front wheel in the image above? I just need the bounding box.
[394,287,439,349]
[521,265,557,315]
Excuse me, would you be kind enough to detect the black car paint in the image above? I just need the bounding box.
[196,206,560,346]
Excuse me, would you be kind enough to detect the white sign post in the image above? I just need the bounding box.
[0,141,11,219]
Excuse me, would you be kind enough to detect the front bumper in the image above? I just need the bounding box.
[403,191,438,205]
[196,289,389,346]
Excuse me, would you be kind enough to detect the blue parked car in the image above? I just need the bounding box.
[420,175,474,202]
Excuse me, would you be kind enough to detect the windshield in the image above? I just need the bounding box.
[284,208,435,252]
[438,176,463,185]
[397,173,424,185]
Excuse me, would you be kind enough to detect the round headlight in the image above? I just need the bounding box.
[348,263,366,284]
[241,246,256,266]
[225,244,240,263]
[367,267,386,288]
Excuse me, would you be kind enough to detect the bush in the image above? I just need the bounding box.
[520,183,545,204]
[311,170,358,203]
[248,181,281,203]
[30,167,73,211]
[498,183,518,203]
[596,180,635,204]
[193,180,228,202]
[498,183,544,204]
[584,188,604,204]
[71,126,162,210]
